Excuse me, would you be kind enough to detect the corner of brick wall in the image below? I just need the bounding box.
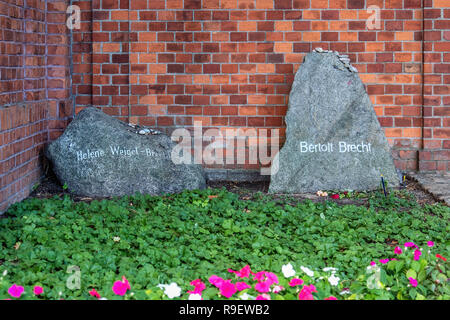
[0,0,72,213]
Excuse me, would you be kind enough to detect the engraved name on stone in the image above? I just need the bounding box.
[76,145,160,162]
[299,141,372,153]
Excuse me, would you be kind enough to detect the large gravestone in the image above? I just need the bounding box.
[45,107,206,197]
[269,50,399,193]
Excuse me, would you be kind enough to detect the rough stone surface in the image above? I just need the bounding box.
[269,52,399,193]
[45,107,206,197]
[408,172,450,206]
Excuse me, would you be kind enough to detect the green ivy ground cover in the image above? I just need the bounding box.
[0,188,449,299]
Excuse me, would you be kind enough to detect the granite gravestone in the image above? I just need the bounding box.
[45,107,206,197]
[269,50,399,193]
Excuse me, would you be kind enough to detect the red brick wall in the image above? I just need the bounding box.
[1,0,449,211]
[71,0,449,173]
[0,0,71,212]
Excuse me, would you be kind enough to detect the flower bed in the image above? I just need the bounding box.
[0,189,449,300]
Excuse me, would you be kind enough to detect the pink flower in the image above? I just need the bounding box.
[219,280,236,298]
[427,241,435,247]
[325,296,338,300]
[265,272,279,285]
[252,271,266,282]
[370,261,376,266]
[256,293,271,300]
[252,271,278,285]
[112,276,130,296]
[209,275,225,288]
[89,288,101,299]
[390,258,398,261]
[394,246,403,254]
[188,279,206,294]
[8,284,24,298]
[408,277,418,287]
[298,284,317,300]
[379,259,389,264]
[255,280,271,293]
[330,194,339,199]
[404,242,416,248]
[289,278,304,287]
[122,276,130,290]
[228,265,252,278]
[236,282,251,291]
[33,286,43,296]
[414,249,422,261]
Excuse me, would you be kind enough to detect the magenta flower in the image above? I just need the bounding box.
[265,272,279,285]
[188,279,206,295]
[394,246,403,254]
[235,282,251,291]
[122,276,130,289]
[379,259,389,264]
[89,288,101,299]
[427,241,434,247]
[228,265,252,278]
[408,277,418,287]
[209,275,225,288]
[298,284,317,300]
[33,286,43,296]
[255,280,271,293]
[252,271,266,282]
[370,261,376,266]
[404,242,416,248]
[414,249,422,261]
[256,293,271,300]
[390,258,398,261]
[219,280,236,298]
[325,296,338,300]
[8,284,24,298]
[252,271,278,286]
[112,276,130,296]
[288,278,304,287]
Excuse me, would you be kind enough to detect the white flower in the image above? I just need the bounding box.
[300,266,314,277]
[240,292,255,300]
[281,263,296,278]
[328,274,340,286]
[157,282,182,299]
[113,236,121,242]
[272,285,284,293]
[339,289,351,295]
[188,293,202,300]
[2,270,7,276]
[323,267,337,273]
[100,297,108,300]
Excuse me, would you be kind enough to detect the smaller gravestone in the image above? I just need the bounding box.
[45,107,206,197]
[269,50,399,193]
